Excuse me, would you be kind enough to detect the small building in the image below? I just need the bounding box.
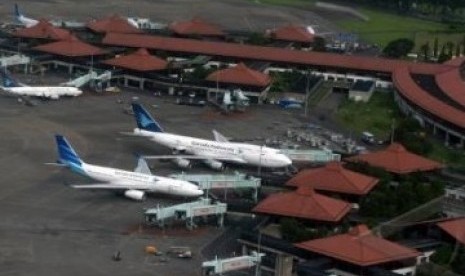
[33,35,105,57]
[286,161,379,198]
[12,20,70,41]
[345,143,443,175]
[252,186,352,223]
[266,24,314,45]
[206,63,271,102]
[295,224,421,276]
[348,79,375,102]
[32,35,106,74]
[169,18,224,38]
[102,48,167,72]
[87,15,142,34]
[443,186,465,217]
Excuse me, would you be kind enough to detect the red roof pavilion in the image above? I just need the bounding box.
[33,35,105,57]
[295,224,420,266]
[12,20,70,40]
[103,48,167,71]
[437,217,465,246]
[87,15,142,34]
[252,186,351,222]
[346,143,443,174]
[169,18,224,37]
[268,25,315,43]
[206,63,271,87]
[286,162,379,195]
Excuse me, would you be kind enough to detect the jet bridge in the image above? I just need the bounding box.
[169,171,261,202]
[279,148,341,163]
[202,251,265,275]
[144,198,227,230]
[0,54,31,67]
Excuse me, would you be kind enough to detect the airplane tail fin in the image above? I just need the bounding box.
[14,4,21,19]
[0,69,20,88]
[131,103,164,133]
[55,135,83,168]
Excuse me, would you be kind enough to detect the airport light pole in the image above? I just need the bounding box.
[390,118,396,144]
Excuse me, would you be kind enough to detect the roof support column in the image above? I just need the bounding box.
[275,253,293,276]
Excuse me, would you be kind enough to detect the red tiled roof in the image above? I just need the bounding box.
[169,18,224,36]
[286,162,378,195]
[444,56,465,67]
[102,33,450,75]
[206,63,271,87]
[252,186,351,222]
[103,48,167,71]
[295,224,420,266]
[87,15,142,34]
[437,217,465,246]
[393,66,465,129]
[268,25,314,43]
[12,20,70,40]
[346,143,443,174]
[435,68,465,108]
[33,35,105,57]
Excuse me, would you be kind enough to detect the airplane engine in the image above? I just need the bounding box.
[124,189,146,201]
[204,159,225,171]
[173,158,191,169]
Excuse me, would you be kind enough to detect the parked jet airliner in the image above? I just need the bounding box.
[0,70,82,100]
[51,135,203,201]
[128,103,293,170]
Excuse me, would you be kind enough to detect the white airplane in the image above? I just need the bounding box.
[128,103,293,170]
[51,135,204,201]
[14,4,139,29]
[0,70,82,100]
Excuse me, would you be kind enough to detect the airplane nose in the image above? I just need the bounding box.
[195,189,204,196]
[281,155,292,166]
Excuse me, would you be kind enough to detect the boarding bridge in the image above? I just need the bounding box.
[280,148,341,163]
[61,71,98,88]
[202,251,266,275]
[169,172,261,202]
[144,198,227,230]
[0,54,31,67]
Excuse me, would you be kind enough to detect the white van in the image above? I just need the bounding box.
[361,131,375,144]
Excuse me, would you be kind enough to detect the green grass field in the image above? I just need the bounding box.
[336,92,465,166]
[336,91,401,139]
[337,8,447,47]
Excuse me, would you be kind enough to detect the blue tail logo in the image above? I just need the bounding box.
[55,135,82,167]
[14,4,21,19]
[132,103,164,132]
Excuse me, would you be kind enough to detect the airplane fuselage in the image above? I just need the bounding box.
[77,163,202,197]
[4,86,82,99]
[133,129,292,168]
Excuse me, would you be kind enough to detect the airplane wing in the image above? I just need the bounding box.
[142,155,246,163]
[134,157,152,175]
[212,129,229,143]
